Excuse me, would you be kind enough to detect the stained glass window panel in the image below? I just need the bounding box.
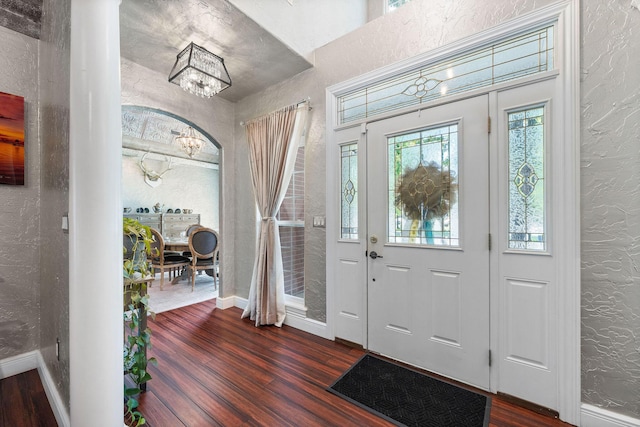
[388,124,459,246]
[341,143,358,239]
[338,26,554,125]
[508,107,545,250]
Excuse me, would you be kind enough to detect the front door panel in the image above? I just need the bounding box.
[367,95,490,389]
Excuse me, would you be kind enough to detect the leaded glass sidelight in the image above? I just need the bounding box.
[341,143,358,239]
[388,124,459,246]
[508,106,545,250]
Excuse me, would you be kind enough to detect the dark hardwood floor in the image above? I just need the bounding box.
[2,299,575,426]
[0,369,57,427]
[137,300,573,427]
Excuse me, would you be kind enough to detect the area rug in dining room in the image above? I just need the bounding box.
[328,354,491,427]
[146,273,218,314]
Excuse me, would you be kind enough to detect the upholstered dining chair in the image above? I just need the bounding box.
[149,228,191,290]
[182,224,203,258]
[188,227,219,291]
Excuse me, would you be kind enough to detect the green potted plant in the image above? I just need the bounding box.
[123,217,157,426]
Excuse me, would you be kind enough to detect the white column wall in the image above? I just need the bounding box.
[69,0,123,424]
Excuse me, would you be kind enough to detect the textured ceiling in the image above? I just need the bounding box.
[0,0,313,102]
[119,0,313,103]
[121,106,219,164]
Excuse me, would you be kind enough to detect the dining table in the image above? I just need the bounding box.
[163,237,189,252]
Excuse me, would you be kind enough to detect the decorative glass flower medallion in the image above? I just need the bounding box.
[344,179,356,204]
[402,76,442,99]
[515,162,538,197]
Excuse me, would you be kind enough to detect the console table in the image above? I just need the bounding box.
[124,213,200,239]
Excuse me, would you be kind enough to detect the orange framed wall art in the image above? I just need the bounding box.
[0,91,25,185]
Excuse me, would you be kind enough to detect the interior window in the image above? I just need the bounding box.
[278,146,305,298]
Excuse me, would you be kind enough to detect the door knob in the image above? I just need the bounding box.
[369,251,383,259]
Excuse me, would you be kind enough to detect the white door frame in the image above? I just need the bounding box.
[325,1,580,423]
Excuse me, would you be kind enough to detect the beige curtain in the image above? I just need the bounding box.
[241,102,309,326]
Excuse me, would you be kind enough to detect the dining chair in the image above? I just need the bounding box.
[182,224,203,258]
[188,227,219,291]
[149,228,191,290]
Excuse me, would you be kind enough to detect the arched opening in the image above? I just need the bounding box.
[121,105,222,311]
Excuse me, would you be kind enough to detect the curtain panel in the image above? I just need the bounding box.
[241,102,309,326]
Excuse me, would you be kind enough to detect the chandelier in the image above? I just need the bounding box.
[175,126,205,158]
[168,42,232,98]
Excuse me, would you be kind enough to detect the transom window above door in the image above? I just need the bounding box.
[337,24,554,125]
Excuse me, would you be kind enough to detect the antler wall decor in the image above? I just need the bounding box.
[138,152,173,188]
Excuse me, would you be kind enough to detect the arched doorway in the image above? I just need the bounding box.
[121,105,222,311]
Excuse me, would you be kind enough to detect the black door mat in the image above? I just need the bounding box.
[328,354,491,427]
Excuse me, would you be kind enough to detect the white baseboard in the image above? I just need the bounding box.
[36,352,70,427]
[0,351,70,426]
[225,295,329,338]
[284,301,328,338]
[581,404,640,427]
[0,350,38,379]
[216,295,239,309]
[284,311,329,339]
[234,296,248,310]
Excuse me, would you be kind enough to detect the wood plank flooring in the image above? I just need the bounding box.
[0,369,57,427]
[2,299,575,426]
[137,300,574,427]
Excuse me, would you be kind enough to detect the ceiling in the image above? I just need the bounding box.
[1,0,360,103]
[121,106,220,163]
[119,0,313,103]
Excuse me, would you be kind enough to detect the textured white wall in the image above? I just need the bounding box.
[229,0,367,63]
[367,0,384,22]
[38,0,71,409]
[0,26,41,359]
[122,157,220,230]
[581,0,640,418]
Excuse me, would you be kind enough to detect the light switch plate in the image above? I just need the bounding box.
[313,216,325,228]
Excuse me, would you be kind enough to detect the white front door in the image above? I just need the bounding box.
[366,95,490,389]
